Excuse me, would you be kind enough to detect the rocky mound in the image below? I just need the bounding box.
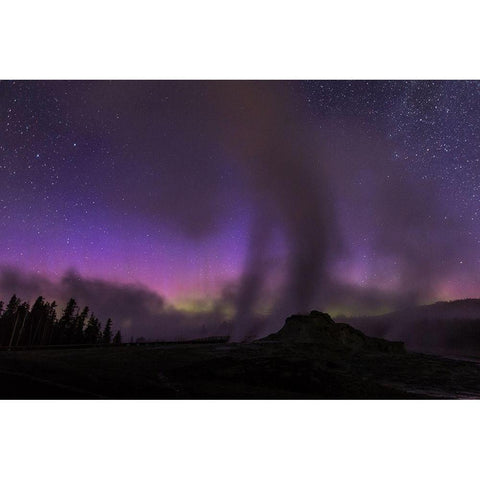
[259,310,405,353]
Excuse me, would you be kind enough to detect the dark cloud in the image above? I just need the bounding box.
[0,267,231,341]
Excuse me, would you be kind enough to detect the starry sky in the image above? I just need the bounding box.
[1,80,480,339]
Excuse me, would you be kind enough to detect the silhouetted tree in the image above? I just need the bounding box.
[84,314,101,344]
[11,301,30,347]
[26,296,47,345]
[0,295,20,345]
[42,301,57,345]
[57,298,78,344]
[112,330,122,344]
[0,294,121,348]
[74,306,89,344]
[102,318,112,344]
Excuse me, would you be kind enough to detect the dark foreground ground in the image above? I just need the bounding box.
[1,311,480,399]
[1,340,480,399]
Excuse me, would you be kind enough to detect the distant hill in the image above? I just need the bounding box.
[340,299,480,357]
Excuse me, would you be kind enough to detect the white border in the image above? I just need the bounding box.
[2,0,480,79]
[1,400,479,480]
[2,1,480,479]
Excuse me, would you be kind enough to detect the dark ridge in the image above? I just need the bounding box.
[343,298,480,356]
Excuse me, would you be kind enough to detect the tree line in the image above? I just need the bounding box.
[0,295,122,347]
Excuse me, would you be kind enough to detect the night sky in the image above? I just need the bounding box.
[1,80,480,340]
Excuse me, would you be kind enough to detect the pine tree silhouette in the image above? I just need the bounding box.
[113,330,122,344]
[84,314,101,344]
[1,295,20,345]
[75,306,89,344]
[0,294,121,348]
[102,318,113,344]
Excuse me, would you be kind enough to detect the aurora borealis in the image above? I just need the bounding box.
[2,80,480,340]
